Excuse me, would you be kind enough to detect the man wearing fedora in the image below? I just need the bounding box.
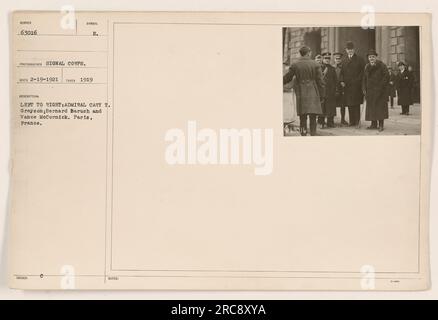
[397,61,415,115]
[362,49,390,132]
[339,41,366,127]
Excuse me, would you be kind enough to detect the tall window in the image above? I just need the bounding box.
[304,30,322,59]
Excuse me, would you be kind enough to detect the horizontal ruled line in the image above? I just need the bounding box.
[12,274,423,280]
[16,65,108,69]
[16,82,107,85]
[16,49,108,53]
[17,34,108,37]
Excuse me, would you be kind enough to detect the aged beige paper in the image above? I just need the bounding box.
[8,11,431,290]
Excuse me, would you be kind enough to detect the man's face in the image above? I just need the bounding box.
[315,56,322,64]
[323,56,331,64]
[368,55,377,65]
[346,48,355,56]
[334,56,341,64]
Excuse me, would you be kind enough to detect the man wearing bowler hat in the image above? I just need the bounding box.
[362,49,390,132]
[339,41,366,126]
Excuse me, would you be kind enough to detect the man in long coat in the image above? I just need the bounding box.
[397,62,414,115]
[362,49,390,132]
[387,67,397,108]
[283,46,325,136]
[339,41,366,126]
[318,52,338,128]
[333,52,348,126]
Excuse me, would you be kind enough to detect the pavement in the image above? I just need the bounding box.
[284,103,421,136]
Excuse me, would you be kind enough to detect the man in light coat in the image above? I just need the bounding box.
[283,46,325,136]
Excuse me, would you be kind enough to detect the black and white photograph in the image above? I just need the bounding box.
[283,26,421,136]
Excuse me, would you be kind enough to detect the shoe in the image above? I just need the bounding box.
[366,126,377,130]
[378,127,384,132]
[300,127,307,136]
[400,112,405,115]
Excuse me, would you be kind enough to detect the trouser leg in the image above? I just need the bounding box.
[327,116,334,127]
[348,106,354,124]
[340,107,348,125]
[378,120,384,131]
[390,96,394,107]
[299,115,307,136]
[319,101,326,126]
[309,114,317,136]
[348,105,360,125]
[352,105,358,125]
[406,105,410,114]
[355,105,361,125]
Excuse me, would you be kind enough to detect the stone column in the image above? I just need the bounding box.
[376,27,390,66]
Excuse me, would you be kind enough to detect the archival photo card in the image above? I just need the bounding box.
[8,12,431,291]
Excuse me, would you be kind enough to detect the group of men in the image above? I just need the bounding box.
[283,41,413,136]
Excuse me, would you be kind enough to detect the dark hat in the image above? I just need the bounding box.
[345,41,355,49]
[333,52,343,57]
[322,52,331,58]
[397,61,406,67]
[315,54,322,59]
[366,49,378,57]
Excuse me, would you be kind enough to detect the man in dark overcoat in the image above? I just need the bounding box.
[339,41,366,126]
[362,49,390,132]
[318,52,338,128]
[283,46,325,136]
[397,62,414,115]
[387,67,397,108]
[333,52,348,126]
